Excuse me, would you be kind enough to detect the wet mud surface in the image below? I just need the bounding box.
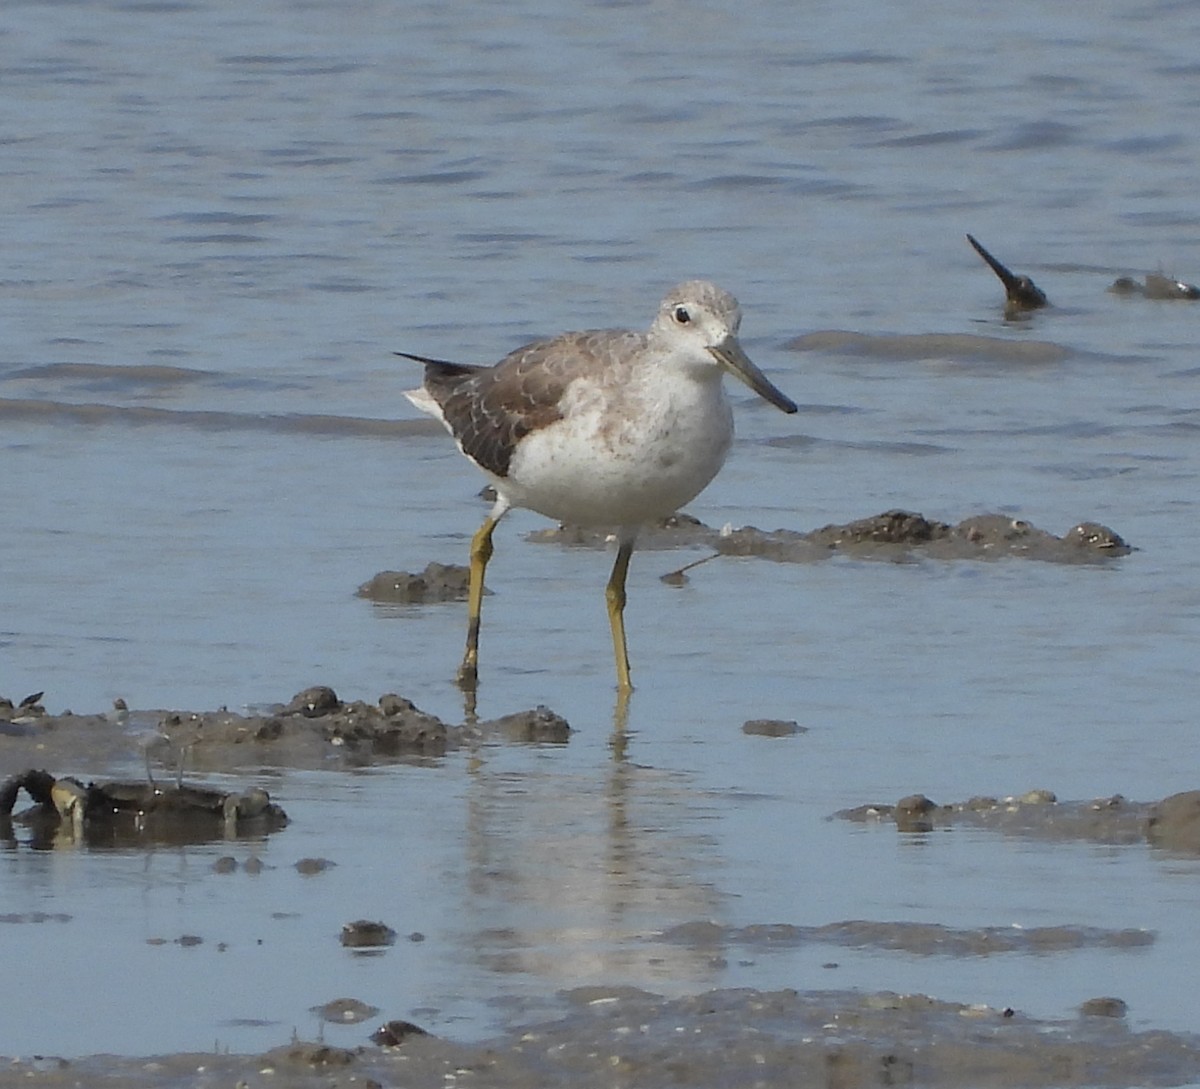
[357,561,473,604]
[1,768,287,850]
[837,788,1200,854]
[7,686,1200,1085]
[0,686,569,776]
[524,508,1131,568]
[5,983,1200,1089]
[717,510,1130,565]
[357,509,1130,612]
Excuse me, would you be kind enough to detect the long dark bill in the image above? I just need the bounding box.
[709,337,798,414]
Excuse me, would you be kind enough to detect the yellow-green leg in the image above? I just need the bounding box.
[458,512,501,689]
[605,539,635,692]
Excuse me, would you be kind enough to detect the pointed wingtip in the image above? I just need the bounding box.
[394,350,450,366]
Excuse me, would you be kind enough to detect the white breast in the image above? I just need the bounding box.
[502,361,734,527]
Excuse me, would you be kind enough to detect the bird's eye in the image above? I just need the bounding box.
[673,306,691,324]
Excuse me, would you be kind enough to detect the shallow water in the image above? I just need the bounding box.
[4,0,1200,1063]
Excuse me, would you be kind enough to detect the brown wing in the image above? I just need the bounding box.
[412,329,645,478]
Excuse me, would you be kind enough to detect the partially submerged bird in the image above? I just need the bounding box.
[966,234,1049,317]
[401,280,797,692]
[1109,273,1200,300]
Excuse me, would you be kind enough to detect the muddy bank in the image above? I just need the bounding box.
[517,509,1131,570]
[357,561,473,604]
[836,789,1200,853]
[0,686,570,775]
[0,768,288,849]
[716,510,1131,565]
[358,510,1130,607]
[5,984,1200,1089]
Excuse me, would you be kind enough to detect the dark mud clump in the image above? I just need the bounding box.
[0,687,572,776]
[523,509,1130,569]
[742,718,807,737]
[838,788,1200,853]
[357,562,472,604]
[1146,790,1200,852]
[9,985,1200,1089]
[312,997,381,1024]
[340,919,397,948]
[483,704,572,743]
[808,509,949,548]
[1,768,287,849]
[266,1041,358,1070]
[370,1018,431,1046]
[295,857,335,875]
[1080,996,1129,1018]
[163,686,454,765]
[719,510,1131,565]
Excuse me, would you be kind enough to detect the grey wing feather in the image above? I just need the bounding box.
[417,329,644,478]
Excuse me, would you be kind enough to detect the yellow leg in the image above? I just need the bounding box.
[605,539,635,692]
[458,512,500,690]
